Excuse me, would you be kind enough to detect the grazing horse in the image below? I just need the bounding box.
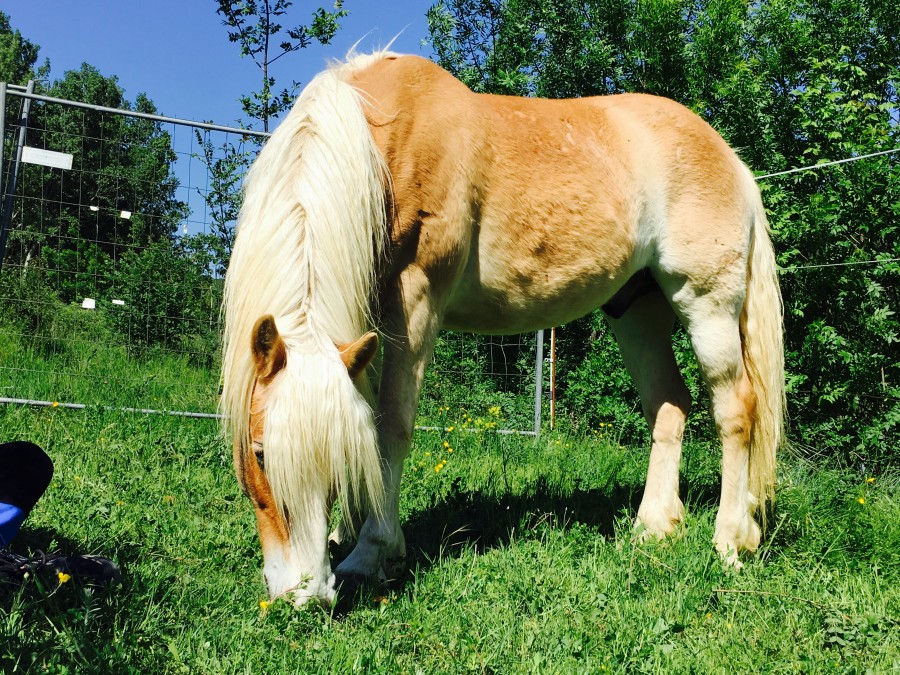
[221,52,784,605]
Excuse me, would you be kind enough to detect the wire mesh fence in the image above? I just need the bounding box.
[0,82,543,433]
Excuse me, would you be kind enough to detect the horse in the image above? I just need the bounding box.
[220,51,785,605]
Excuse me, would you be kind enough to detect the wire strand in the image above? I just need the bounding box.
[779,257,900,272]
[755,147,900,180]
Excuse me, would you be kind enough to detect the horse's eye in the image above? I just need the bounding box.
[252,442,265,472]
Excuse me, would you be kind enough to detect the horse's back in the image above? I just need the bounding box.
[347,55,759,332]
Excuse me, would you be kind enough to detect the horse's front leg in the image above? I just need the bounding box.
[335,266,441,581]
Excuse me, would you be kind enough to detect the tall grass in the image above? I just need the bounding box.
[0,402,897,673]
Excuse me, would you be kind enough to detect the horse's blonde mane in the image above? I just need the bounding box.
[221,51,395,525]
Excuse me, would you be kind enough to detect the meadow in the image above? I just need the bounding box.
[0,400,897,673]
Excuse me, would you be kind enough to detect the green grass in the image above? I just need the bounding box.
[0,308,220,413]
[1,404,898,673]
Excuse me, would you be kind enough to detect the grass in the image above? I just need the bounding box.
[0,403,898,673]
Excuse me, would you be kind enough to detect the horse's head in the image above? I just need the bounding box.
[234,314,379,605]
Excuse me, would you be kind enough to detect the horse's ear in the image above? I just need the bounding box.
[337,332,379,379]
[251,315,287,381]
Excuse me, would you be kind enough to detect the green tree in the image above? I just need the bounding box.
[8,65,188,303]
[0,11,48,84]
[201,0,349,272]
[216,0,347,132]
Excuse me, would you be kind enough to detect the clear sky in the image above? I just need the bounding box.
[5,0,436,129]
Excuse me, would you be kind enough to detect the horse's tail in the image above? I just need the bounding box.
[741,193,785,531]
[221,52,391,524]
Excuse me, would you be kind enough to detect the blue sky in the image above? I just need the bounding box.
[6,0,436,128]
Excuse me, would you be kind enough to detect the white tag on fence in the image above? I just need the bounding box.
[22,146,74,170]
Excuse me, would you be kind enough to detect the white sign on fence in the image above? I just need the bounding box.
[22,146,74,171]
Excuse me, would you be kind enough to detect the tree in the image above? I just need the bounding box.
[8,65,188,303]
[215,0,348,132]
[200,0,349,272]
[0,11,48,84]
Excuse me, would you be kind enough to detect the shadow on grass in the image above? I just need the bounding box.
[332,476,721,613]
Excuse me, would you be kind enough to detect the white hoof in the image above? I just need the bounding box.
[714,509,761,568]
[635,496,685,542]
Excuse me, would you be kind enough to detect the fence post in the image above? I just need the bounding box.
[0,82,7,227]
[0,80,34,268]
[534,329,544,436]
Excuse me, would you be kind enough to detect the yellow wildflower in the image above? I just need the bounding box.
[259,600,270,610]
[866,477,875,484]
[447,426,455,432]
[443,441,450,448]
[488,405,501,417]
[447,447,453,454]
[163,495,175,504]
[857,497,865,505]
[51,401,59,408]
[57,572,71,584]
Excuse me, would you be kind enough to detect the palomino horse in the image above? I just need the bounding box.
[221,52,784,605]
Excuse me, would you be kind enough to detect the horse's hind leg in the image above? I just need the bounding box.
[608,289,691,539]
[669,280,760,565]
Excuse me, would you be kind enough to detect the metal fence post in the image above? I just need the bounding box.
[534,329,544,436]
[0,82,7,228]
[0,80,34,268]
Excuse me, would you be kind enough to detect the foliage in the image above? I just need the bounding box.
[201,1,349,270]
[0,20,223,368]
[428,0,900,465]
[105,235,222,360]
[0,11,48,84]
[0,406,897,671]
[192,132,253,275]
[215,0,348,131]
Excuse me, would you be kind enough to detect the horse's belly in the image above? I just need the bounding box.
[443,270,623,334]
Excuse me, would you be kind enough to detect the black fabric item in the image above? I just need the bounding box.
[0,441,54,512]
[0,548,121,586]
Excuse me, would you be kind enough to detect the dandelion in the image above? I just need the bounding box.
[51,401,59,408]
[425,451,431,457]
[447,425,455,432]
[706,613,712,620]
[857,497,865,505]
[57,572,71,584]
[443,441,450,448]
[447,447,453,454]
[116,500,124,506]
[866,477,875,484]
[259,600,270,610]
